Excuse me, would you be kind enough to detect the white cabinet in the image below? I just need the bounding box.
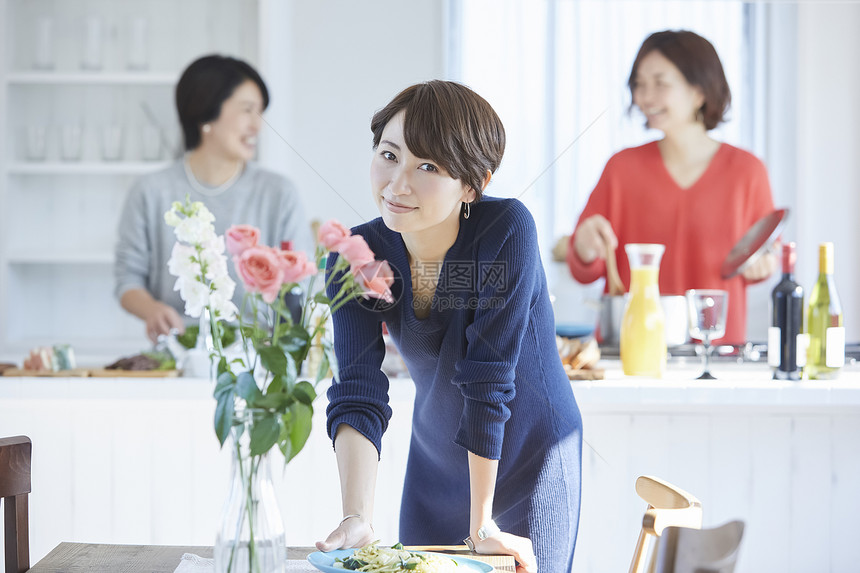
[0,0,260,362]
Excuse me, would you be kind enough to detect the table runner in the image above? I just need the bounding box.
[174,553,318,573]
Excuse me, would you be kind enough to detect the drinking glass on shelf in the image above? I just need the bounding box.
[34,18,55,70]
[26,126,48,161]
[127,17,149,70]
[81,16,104,70]
[60,125,83,161]
[685,289,729,380]
[141,125,161,160]
[101,125,124,161]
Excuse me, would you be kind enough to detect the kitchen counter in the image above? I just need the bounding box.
[2,364,858,573]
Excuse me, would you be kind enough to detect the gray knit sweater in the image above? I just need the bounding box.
[114,160,313,320]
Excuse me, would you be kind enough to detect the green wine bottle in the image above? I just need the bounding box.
[806,243,844,379]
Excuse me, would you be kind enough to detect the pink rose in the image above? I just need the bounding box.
[353,260,394,303]
[225,225,260,257]
[235,246,284,304]
[278,250,318,284]
[318,220,351,250]
[336,235,375,269]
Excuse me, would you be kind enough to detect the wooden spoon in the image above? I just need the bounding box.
[605,242,625,296]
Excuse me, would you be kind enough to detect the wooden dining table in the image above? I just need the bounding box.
[28,542,316,572]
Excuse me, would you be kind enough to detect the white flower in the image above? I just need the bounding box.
[190,202,215,224]
[211,272,236,301]
[201,234,226,254]
[167,243,201,280]
[175,215,216,245]
[210,290,238,323]
[178,278,209,317]
[164,209,182,227]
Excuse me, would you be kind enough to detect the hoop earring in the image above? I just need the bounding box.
[463,201,471,220]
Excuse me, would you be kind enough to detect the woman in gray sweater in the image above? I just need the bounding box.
[115,55,312,342]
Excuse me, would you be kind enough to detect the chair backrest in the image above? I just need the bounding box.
[630,476,703,573]
[0,436,32,573]
[654,520,745,573]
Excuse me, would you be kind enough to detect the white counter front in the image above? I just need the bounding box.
[2,365,858,572]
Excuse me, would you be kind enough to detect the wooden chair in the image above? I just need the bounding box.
[630,475,702,573]
[654,520,745,573]
[1,436,32,573]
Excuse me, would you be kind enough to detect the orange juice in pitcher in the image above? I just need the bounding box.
[620,243,667,377]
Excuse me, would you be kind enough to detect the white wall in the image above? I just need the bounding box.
[258,0,444,230]
[795,3,860,341]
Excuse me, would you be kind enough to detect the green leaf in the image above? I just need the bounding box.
[281,402,313,462]
[322,337,340,382]
[216,356,229,376]
[214,370,236,398]
[284,352,298,384]
[255,392,293,410]
[313,292,331,305]
[214,391,235,447]
[236,372,263,405]
[267,374,286,395]
[177,324,237,350]
[249,413,280,456]
[279,324,311,355]
[293,380,316,405]
[258,346,288,377]
[315,349,330,383]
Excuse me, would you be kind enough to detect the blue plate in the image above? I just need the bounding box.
[556,323,594,339]
[307,548,494,572]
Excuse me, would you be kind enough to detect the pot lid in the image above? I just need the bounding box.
[720,208,789,279]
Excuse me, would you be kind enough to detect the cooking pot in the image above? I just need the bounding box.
[598,294,689,347]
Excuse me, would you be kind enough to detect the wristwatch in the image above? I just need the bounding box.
[463,519,500,551]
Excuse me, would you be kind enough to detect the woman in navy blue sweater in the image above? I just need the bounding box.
[316,81,582,572]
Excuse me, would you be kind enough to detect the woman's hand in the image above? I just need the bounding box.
[315,515,375,552]
[473,531,537,573]
[573,214,617,264]
[742,241,780,282]
[144,302,185,343]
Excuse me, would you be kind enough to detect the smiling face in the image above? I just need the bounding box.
[632,50,705,134]
[371,111,476,234]
[202,80,263,161]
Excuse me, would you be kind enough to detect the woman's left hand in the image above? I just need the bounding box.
[473,531,537,573]
[742,243,779,282]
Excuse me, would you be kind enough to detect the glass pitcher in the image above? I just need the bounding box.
[620,243,667,377]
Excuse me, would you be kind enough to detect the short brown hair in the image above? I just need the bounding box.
[628,30,731,131]
[371,81,505,200]
[176,55,269,151]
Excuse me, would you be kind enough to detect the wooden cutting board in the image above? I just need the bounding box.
[2,368,89,377]
[404,545,515,572]
[88,369,181,378]
[1,368,181,378]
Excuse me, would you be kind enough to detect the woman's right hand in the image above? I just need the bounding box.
[473,531,537,573]
[144,302,185,343]
[315,515,375,552]
[573,214,617,264]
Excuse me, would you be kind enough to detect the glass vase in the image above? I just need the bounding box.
[214,409,286,573]
[181,309,214,379]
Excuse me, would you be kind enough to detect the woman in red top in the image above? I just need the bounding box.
[568,30,777,344]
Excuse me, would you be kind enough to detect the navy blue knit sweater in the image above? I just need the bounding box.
[326,197,582,571]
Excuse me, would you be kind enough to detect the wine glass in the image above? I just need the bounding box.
[685,289,729,380]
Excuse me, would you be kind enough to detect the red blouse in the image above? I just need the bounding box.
[567,141,775,344]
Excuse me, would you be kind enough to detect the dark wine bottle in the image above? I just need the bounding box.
[769,242,804,380]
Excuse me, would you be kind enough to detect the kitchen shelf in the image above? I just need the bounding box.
[6,252,114,264]
[5,71,178,85]
[7,161,171,175]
